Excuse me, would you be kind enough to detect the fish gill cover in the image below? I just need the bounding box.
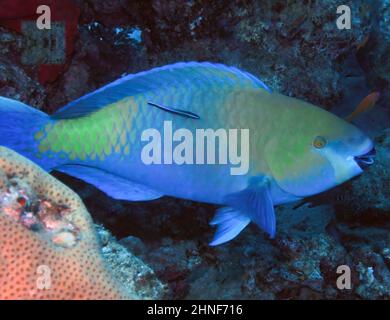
[0,0,389,300]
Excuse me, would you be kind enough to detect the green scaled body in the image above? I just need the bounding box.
[0,62,373,245]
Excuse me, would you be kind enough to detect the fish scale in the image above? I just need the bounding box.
[0,62,373,246]
[36,68,264,178]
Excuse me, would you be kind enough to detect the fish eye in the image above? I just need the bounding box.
[313,136,327,149]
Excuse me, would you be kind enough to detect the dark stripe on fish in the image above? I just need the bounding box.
[147,102,200,119]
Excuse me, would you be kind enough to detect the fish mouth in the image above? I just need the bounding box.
[354,147,376,170]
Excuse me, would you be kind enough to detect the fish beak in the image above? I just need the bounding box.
[354,147,376,170]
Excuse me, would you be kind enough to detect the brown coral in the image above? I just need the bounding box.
[0,146,133,299]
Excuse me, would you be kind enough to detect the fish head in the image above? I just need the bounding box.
[265,97,374,198]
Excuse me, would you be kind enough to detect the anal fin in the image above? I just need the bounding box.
[55,165,163,201]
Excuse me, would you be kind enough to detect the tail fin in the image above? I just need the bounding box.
[0,96,56,170]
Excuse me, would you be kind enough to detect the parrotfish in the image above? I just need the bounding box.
[0,62,375,245]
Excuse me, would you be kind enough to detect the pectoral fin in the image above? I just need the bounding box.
[209,176,275,246]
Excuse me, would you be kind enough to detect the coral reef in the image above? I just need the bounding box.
[0,146,164,299]
[97,225,168,299]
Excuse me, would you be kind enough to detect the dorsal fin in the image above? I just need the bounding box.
[52,61,271,120]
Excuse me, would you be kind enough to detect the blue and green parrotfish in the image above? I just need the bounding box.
[0,62,375,245]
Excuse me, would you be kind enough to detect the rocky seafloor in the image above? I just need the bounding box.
[0,0,389,299]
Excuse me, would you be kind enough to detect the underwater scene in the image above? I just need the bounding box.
[0,0,389,301]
